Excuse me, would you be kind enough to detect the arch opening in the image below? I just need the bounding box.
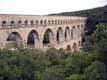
[72,26,76,39]
[56,27,63,44]
[6,32,23,48]
[18,20,22,26]
[2,21,7,27]
[43,29,54,48]
[73,43,78,52]
[65,27,70,41]
[27,30,39,48]
[66,45,72,52]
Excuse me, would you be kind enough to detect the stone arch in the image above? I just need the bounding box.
[72,26,76,39]
[56,27,63,44]
[66,45,72,52]
[73,26,75,29]
[58,20,60,24]
[65,26,70,41]
[55,20,57,24]
[2,21,7,27]
[77,25,80,29]
[77,25,82,38]
[36,20,39,24]
[73,43,78,52]
[18,20,22,26]
[48,20,50,24]
[11,21,15,26]
[6,32,23,48]
[52,20,54,24]
[27,30,39,48]
[44,20,47,24]
[40,20,43,24]
[78,41,81,47]
[25,20,28,25]
[31,20,34,26]
[43,28,54,48]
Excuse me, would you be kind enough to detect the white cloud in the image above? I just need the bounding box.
[0,0,106,15]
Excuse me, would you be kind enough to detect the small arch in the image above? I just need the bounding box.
[73,43,78,52]
[52,20,54,24]
[2,21,7,27]
[58,20,60,24]
[72,26,76,39]
[31,20,34,26]
[6,32,23,48]
[55,20,57,24]
[11,21,15,25]
[25,20,28,25]
[18,20,22,24]
[18,20,22,26]
[40,20,43,24]
[44,20,47,24]
[73,26,75,29]
[66,45,72,51]
[61,20,63,24]
[36,20,39,24]
[48,20,50,24]
[27,30,39,48]
[77,25,80,29]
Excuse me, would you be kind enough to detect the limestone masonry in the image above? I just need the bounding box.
[0,14,86,52]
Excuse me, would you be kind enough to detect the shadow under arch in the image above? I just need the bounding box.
[73,43,78,52]
[65,26,70,41]
[6,32,23,48]
[66,45,72,51]
[43,28,54,49]
[56,27,63,44]
[27,30,39,48]
[78,41,81,47]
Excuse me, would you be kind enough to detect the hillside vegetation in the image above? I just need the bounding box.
[50,5,107,34]
[0,48,106,80]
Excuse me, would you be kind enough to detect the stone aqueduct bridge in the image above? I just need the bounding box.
[0,14,86,52]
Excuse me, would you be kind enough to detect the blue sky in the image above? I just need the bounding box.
[0,0,106,15]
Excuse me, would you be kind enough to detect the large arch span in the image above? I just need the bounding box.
[0,14,86,52]
[27,30,39,48]
[6,32,23,48]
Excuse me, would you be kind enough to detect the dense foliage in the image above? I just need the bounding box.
[0,48,106,80]
[84,24,107,53]
[83,24,107,69]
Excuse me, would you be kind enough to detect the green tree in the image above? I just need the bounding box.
[82,61,107,80]
[84,24,107,54]
[67,74,82,80]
